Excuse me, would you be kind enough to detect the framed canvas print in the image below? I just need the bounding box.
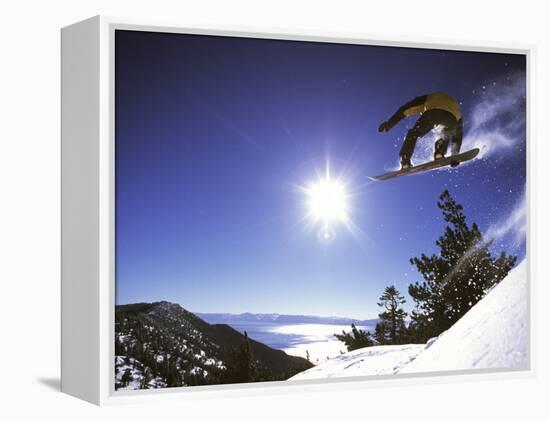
[61,16,533,405]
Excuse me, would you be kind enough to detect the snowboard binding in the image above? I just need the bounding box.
[400,153,412,170]
[434,138,448,160]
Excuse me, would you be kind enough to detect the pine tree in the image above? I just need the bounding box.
[121,368,132,387]
[140,367,152,389]
[334,323,374,351]
[373,321,388,345]
[408,190,517,342]
[376,286,408,344]
[220,331,258,384]
[165,361,181,387]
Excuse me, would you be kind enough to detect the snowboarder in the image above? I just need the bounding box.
[378,92,463,169]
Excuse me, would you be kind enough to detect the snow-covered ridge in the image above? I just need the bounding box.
[290,260,528,381]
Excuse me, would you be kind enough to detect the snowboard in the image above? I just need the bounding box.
[368,148,480,181]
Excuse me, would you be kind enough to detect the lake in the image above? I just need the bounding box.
[221,322,373,364]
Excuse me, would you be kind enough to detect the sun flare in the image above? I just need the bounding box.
[297,160,364,245]
[306,178,349,223]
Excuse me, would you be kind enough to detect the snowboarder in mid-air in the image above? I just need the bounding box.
[378,92,463,170]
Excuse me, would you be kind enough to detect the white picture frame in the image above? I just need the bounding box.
[61,15,535,406]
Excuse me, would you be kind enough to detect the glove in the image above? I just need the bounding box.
[378,121,390,133]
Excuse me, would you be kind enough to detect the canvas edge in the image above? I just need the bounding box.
[61,15,102,405]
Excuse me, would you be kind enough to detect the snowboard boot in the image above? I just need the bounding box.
[400,153,412,170]
[434,138,448,160]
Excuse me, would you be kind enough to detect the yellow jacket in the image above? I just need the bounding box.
[402,92,462,121]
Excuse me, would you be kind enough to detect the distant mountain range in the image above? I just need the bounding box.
[195,312,379,327]
[115,301,312,390]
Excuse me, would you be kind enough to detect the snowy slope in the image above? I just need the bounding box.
[290,260,527,381]
[401,260,528,373]
[289,344,425,380]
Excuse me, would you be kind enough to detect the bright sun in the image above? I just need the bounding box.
[306,178,349,222]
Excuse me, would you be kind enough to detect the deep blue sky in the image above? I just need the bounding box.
[115,30,526,319]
